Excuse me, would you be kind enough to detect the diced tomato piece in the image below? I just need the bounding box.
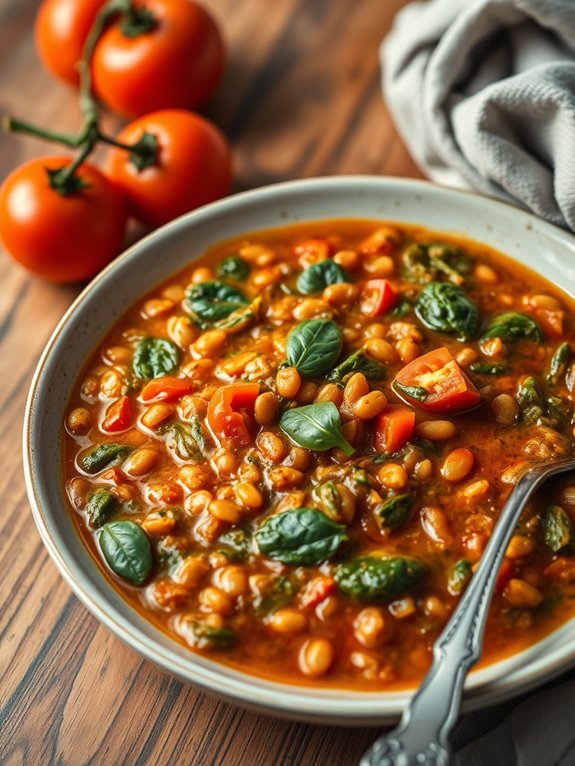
[102,396,133,432]
[373,405,415,454]
[534,307,563,338]
[393,347,480,413]
[298,576,336,609]
[359,226,402,255]
[207,382,260,445]
[293,238,331,269]
[360,279,398,317]
[495,558,515,594]
[544,557,575,582]
[140,376,195,402]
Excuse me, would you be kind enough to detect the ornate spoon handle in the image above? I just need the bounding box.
[360,457,575,766]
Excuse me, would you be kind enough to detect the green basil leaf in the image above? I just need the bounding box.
[393,380,429,402]
[280,401,354,455]
[185,280,248,325]
[447,559,472,596]
[327,348,386,383]
[86,489,118,529]
[216,255,251,281]
[374,494,412,530]
[334,555,425,601]
[469,362,512,376]
[256,508,347,565]
[391,299,412,318]
[482,312,543,342]
[415,282,480,341]
[547,342,572,385]
[402,242,471,285]
[79,442,132,474]
[213,298,260,333]
[133,337,180,379]
[161,420,208,459]
[99,521,152,584]
[542,506,574,554]
[297,260,350,294]
[286,319,343,377]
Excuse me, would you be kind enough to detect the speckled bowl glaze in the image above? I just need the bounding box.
[24,177,575,725]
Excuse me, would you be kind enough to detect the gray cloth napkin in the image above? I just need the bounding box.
[381,0,575,231]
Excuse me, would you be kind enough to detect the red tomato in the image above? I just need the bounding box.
[35,0,106,86]
[140,376,195,402]
[373,405,415,454]
[360,279,398,317]
[102,396,133,432]
[298,577,336,609]
[0,156,127,282]
[393,347,481,413]
[207,383,259,446]
[92,0,225,118]
[106,110,232,228]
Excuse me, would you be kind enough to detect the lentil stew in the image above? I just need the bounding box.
[64,220,575,690]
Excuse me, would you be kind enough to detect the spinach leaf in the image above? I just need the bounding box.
[86,489,118,529]
[403,243,471,285]
[327,348,386,384]
[255,508,347,566]
[286,319,343,377]
[256,575,297,613]
[214,298,261,334]
[374,494,412,530]
[217,528,252,561]
[542,506,574,554]
[415,282,480,341]
[185,280,248,325]
[516,377,567,427]
[280,402,354,455]
[391,299,412,318]
[469,362,512,376]
[187,623,236,649]
[447,559,472,596]
[393,380,428,402]
[547,342,572,385]
[297,260,350,294]
[334,555,425,601]
[98,521,152,584]
[79,442,132,474]
[161,420,208,459]
[133,337,180,379]
[482,312,543,343]
[216,255,251,281]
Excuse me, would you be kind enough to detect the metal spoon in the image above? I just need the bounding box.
[360,456,575,766]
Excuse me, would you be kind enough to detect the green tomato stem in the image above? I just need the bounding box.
[2,115,82,148]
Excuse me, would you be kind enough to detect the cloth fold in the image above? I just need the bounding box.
[381,0,575,231]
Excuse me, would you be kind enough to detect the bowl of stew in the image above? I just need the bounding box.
[24,176,575,724]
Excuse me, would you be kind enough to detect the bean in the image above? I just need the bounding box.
[388,322,422,342]
[529,293,561,310]
[257,431,287,462]
[162,284,185,302]
[147,481,182,505]
[124,448,159,477]
[219,351,258,377]
[254,392,279,425]
[293,298,331,320]
[179,464,211,491]
[422,596,447,622]
[193,330,227,358]
[104,346,133,365]
[268,466,305,490]
[172,556,209,588]
[284,447,312,471]
[492,394,519,425]
[420,506,453,547]
[315,383,344,406]
[142,511,177,536]
[415,420,457,442]
[184,490,213,516]
[276,366,301,398]
[333,249,359,270]
[213,448,237,475]
[353,607,389,649]
[353,390,388,420]
[377,463,408,490]
[506,535,536,559]
[99,369,125,398]
[66,407,92,435]
[239,243,274,263]
[396,338,420,364]
[363,323,386,339]
[344,372,369,405]
[364,338,397,362]
[441,448,474,483]
[296,381,318,403]
[413,458,433,482]
[298,638,334,677]
[474,264,498,284]
[322,283,358,307]
[190,266,213,284]
[268,608,307,635]
[252,266,281,288]
[235,482,264,509]
[389,597,416,619]
[360,226,402,254]
[343,327,360,343]
[503,579,543,608]
[199,586,234,615]
[459,479,491,503]
[237,462,262,483]
[143,298,174,318]
[342,418,364,446]
[208,499,242,524]
[141,403,174,430]
[364,255,395,277]
[215,566,248,596]
[455,347,478,368]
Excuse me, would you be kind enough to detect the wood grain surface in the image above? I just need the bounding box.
[0,1,421,764]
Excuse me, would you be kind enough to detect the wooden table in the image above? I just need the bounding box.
[0,2,421,763]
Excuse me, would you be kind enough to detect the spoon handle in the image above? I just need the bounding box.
[360,458,575,766]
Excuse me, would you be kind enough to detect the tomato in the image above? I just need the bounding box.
[35,0,106,86]
[298,577,336,609]
[293,239,331,269]
[91,0,225,118]
[373,405,415,454]
[393,347,481,413]
[140,376,195,402]
[106,110,232,228]
[207,383,259,445]
[102,396,133,432]
[0,156,127,282]
[360,279,398,317]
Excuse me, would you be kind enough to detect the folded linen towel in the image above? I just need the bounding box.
[381,0,575,231]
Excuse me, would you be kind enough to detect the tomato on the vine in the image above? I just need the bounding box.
[35,0,106,86]
[106,109,232,228]
[92,0,225,118]
[0,156,127,282]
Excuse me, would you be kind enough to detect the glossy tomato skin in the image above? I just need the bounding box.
[35,0,106,85]
[107,110,232,228]
[92,0,225,118]
[0,157,127,283]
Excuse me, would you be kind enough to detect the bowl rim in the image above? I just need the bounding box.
[23,175,575,724]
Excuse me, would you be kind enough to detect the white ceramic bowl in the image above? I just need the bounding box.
[24,176,575,725]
